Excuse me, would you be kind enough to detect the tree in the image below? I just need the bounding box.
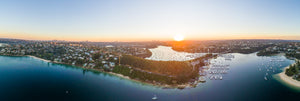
[92,52,101,60]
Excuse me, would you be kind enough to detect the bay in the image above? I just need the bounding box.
[0,52,300,101]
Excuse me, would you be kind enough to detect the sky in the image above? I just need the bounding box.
[0,0,299,41]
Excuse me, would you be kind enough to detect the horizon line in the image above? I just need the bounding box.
[1,37,299,43]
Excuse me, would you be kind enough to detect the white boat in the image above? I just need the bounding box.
[220,75,223,80]
[214,75,219,80]
[210,75,214,80]
[199,76,206,82]
[221,70,227,74]
[152,95,158,100]
[264,76,268,80]
[225,58,231,61]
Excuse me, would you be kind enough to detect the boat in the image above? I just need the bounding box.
[199,71,206,76]
[152,95,158,100]
[220,75,223,80]
[264,76,268,80]
[225,58,231,61]
[221,70,227,74]
[214,75,219,80]
[199,76,206,82]
[210,75,214,80]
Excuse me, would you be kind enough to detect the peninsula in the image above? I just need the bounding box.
[278,60,300,87]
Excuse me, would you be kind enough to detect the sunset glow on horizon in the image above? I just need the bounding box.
[174,34,185,41]
[0,0,299,41]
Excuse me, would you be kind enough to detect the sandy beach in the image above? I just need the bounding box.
[107,71,192,88]
[27,55,52,63]
[278,64,300,87]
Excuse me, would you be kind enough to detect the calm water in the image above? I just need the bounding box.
[1,53,300,101]
[146,46,208,61]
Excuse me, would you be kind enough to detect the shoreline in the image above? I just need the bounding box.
[278,63,300,87]
[106,71,192,88]
[2,55,195,89]
[26,55,52,63]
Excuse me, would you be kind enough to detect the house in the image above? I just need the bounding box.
[103,64,109,69]
[109,62,115,67]
[0,49,5,53]
[83,63,88,67]
[88,63,96,68]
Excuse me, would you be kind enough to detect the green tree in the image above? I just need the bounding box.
[92,52,101,60]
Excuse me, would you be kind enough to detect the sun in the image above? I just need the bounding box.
[173,34,184,41]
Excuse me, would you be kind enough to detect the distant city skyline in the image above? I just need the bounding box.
[0,0,300,41]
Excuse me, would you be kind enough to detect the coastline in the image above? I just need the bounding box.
[107,71,192,88]
[26,55,52,63]
[2,55,195,89]
[278,63,300,87]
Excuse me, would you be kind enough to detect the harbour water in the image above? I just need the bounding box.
[145,46,208,61]
[0,52,300,100]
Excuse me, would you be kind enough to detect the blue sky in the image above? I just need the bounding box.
[0,0,299,41]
